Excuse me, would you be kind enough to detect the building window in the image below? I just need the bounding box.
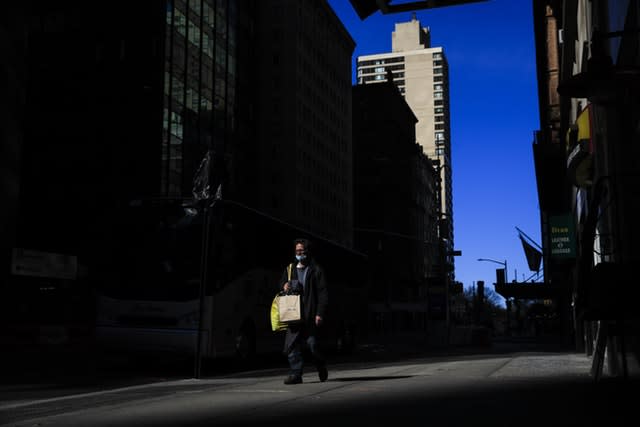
[435,107,444,114]
[433,52,442,59]
[174,8,186,37]
[433,60,442,66]
[434,92,443,99]
[435,132,444,141]
[434,84,443,91]
[434,99,444,106]
[364,75,382,82]
[434,76,443,82]
[433,67,443,75]
[435,115,444,122]
[188,18,201,48]
[435,123,445,130]
[170,111,183,138]
[386,56,404,63]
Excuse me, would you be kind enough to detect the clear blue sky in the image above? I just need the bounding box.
[328,0,542,297]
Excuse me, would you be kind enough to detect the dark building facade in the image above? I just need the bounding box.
[3,0,238,345]
[353,81,440,335]
[250,0,356,248]
[15,0,237,249]
[0,3,28,292]
[2,0,363,350]
[533,0,640,378]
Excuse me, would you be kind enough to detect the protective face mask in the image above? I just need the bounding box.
[296,255,306,262]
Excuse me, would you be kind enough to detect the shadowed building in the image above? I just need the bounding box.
[5,0,238,346]
[353,80,439,335]
[533,0,640,379]
[250,0,356,247]
[3,0,361,352]
[0,3,28,300]
[356,14,454,280]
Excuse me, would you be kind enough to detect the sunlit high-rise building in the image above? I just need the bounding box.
[356,14,453,255]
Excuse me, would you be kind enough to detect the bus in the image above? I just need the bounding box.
[94,197,370,361]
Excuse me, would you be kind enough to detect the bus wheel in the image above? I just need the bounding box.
[235,321,256,361]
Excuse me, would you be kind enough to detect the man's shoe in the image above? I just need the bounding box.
[318,365,328,382]
[283,375,302,385]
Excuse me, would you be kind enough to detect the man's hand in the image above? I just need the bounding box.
[315,315,323,326]
[283,282,290,292]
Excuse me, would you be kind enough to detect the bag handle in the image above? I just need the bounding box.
[283,263,296,296]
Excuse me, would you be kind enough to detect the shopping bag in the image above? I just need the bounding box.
[277,294,302,324]
[271,294,287,332]
[270,263,300,331]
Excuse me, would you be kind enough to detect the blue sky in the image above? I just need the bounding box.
[328,0,542,297]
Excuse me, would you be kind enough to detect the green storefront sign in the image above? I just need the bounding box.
[549,214,576,258]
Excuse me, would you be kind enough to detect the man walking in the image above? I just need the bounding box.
[279,238,329,384]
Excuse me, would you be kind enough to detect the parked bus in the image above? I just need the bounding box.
[95,198,370,361]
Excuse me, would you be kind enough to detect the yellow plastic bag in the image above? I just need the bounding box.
[271,263,294,332]
[271,294,287,332]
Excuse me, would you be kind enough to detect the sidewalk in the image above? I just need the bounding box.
[2,347,617,427]
[0,333,582,406]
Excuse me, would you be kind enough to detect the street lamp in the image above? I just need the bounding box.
[477,258,508,283]
[478,258,510,336]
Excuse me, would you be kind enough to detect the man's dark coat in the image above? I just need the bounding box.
[278,259,328,353]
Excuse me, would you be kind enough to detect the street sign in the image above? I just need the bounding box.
[549,214,576,258]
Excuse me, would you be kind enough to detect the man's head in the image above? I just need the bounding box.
[294,238,312,263]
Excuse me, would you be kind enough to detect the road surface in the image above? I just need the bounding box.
[2,348,635,426]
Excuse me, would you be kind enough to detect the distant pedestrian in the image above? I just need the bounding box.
[279,238,329,384]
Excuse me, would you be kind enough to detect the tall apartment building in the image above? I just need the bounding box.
[252,0,355,247]
[356,15,454,258]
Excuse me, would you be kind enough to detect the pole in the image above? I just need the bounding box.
[477,257,507,277]
[502,259,509,335]
[504,259,510,336]
[445,240,450,344]
[478,257,510,334]
[505,297,511,337]
[194,199,212,379]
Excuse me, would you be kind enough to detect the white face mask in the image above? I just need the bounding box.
[296,255,306,262]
